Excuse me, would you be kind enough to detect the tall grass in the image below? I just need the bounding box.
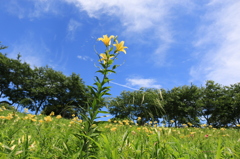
[0,107,239,158]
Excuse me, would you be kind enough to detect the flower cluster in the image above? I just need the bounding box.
[97,35,127,65]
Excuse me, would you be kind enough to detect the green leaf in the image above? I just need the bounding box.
[98,111,109,114]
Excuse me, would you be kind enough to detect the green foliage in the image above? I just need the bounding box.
[109,81,240,127]
[109,88,165,125]
[0,47,89,116]
[0,109,239,158]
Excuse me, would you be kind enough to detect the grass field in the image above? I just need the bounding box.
[0,106,239,159]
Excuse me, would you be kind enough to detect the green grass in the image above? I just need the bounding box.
[0,107,239,159]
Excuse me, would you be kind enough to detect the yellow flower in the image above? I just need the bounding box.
[24,108,29,113]
[50,111,55,116]
[98,35,114,47]
[56,115,62,119]
[39,120,44,123]
[99,53,115,64]
[113,40,128,54]
[110,127,117,132]
[44,116,52,122]
[137,117,141,120]
[31,119,37,122]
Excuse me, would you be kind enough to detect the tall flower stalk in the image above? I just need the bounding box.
[74,35,127,158]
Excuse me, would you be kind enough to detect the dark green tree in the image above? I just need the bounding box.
[109,88,164,125]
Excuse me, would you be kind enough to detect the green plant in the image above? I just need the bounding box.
[73,35,127,158]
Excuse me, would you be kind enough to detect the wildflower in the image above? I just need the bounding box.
[44,116,52,122]
[91,124,97,128]
[110,127,117,132]
[137,117,141,120]
[170,120,174,123]
[15,151,23,155]
[113,40,128,54]
[72,117,79,121]
[99,53,114,64]
[201,124,207,127]
[204,134,209,138]
[72,114,75,117]
[0,108,3,111]
[98,35,114,47]
[131,131,136,135]
[190,132,196,135]
[78,120,83,123]
[31,119,37,122]
[50,111,55,116]
[56,115,62,119]
[236,124,240,127]
[5,114,13,120]
[24,108,29,113]
[39,120,44,123]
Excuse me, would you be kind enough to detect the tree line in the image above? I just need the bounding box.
[1,42,240,127]
[108,81,240,127]
[0,42,90,118]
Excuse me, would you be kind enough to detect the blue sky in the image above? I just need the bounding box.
[1,0,240,98]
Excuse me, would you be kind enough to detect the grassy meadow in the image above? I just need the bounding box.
[0,106,240,159]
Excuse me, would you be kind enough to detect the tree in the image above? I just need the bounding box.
[197,80,224,126]
[109,88,164,125]
[164,84,201,127]
[42,72,89,118]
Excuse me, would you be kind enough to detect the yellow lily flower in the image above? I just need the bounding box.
[113,40,128,54]
[98,35,114,47]
[99,53,114,64]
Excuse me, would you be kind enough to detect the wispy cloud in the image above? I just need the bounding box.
[110,81,138,91]
[63,0,193,66]
[77,55,93,61]
[126,77,161,89]
[4,0,60,19]
[67,19,82,40]
[8,43,45,68]
[191,1,240,85]
[7,32,67,70]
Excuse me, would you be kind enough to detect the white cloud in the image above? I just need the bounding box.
[4,0,60,19]
[191,1,240,85]
[67,19,82,40]
[7,32,53,68]
[110,81,138,91]
[77,55,93,61]
[126,77,161,89]
[63,0,193,66]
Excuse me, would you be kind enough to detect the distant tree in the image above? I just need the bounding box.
[230,83,240,125]
[42,72,89,118]
[197,80,224,126]
[109,88,164,125]
[164,84,201,127]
